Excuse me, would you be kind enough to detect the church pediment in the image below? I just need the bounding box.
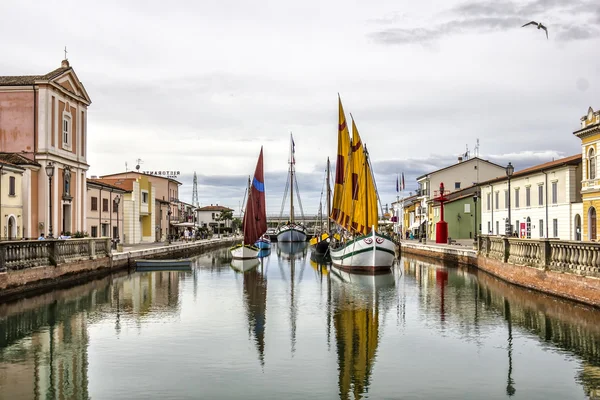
[49,68,92,105]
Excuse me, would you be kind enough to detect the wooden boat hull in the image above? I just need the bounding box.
[230,243,259,259]
[135,259,192,271]
[330,231,395,273]
[330,265,395,287]
[276,225,307,242]
[310,235,330,256]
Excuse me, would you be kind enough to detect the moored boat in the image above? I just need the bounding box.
[255,234,271,249]
[328,96,396,273]
[230,147,268,260]
[310,158,332,256]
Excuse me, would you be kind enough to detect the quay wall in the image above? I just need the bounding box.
[0,237,240,302]
[401,239,600,308]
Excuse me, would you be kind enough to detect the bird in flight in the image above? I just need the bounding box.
[522,21,548,39]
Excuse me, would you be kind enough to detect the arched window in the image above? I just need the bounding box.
[589,207,597,241]
[589,148,596,180]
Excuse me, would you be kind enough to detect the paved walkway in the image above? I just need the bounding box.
[117,235,241,253]
[399,238,476,250]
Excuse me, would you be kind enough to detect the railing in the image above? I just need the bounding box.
[478,235,600,277]
[0,238,112,272]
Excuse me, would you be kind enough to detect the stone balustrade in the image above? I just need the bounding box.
[478,235,600,277]
[0,238,112,272]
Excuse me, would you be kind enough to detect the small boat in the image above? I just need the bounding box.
[329,96,396,273]
[255,234,271,249]
[276,134,307,243]
[310,157,332,257]
[135,259,192,271]
[231,147,268,260]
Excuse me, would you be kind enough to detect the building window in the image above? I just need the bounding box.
[142,191,149,204]
[495,192,499,210]
[526,187,531,207]
[538,185,544,206]
[454,182,461,189]
[486,193,491,211]
[63,167,71,198]
[212,212,216,219]
[553,219,558,237]
[63,115,71,147]
[102,223,109,237]
[91,197,98,211]
[539,219,544,238]
[589,147,596,180]
[113,200,119,213]
[551,182,557,204]
[487,221,491,234]
[515,188,520,208]
[102,198,109,212]
[8,176,15,196]
[504,190,508,209]
[464,203,471,213]
[91,226,98,237]
[496,221,499,235]
[113,226,118,239]
[516,220,520,236]
[526,217,531,239]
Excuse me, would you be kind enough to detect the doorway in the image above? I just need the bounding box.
[7,216,16,240]
[526,217,531,239]
[574,214,581,241]
[589,207,597,241]
[62,204,72,235]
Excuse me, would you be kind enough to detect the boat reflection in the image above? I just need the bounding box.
[238,263,268,367]
[258,248,271,259]
[276,241,308,260]
[329,267,396,399]
[230,258,261,273]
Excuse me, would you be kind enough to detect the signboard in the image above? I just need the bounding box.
[142,170,180,179]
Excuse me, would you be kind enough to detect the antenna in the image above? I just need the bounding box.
[125,162,128,172]
[192,171,199,207]
[64,46,68,60]
[474,138,480,157]
[135,158,143,171]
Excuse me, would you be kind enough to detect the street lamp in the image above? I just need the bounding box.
[473,191,479,247]
[45,162,55,238]
[506,162,514,236]
[167,208,172,244]
[114,195,121,244]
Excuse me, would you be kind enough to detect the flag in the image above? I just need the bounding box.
[396,174,399,193]
[291,134,296,164]
[402,172,405,190]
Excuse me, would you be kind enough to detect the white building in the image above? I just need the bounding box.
[416,156,506,239]
[195,204,234,233]
[480,154,582,240]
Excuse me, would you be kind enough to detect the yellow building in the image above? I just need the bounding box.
[574,107,600,241]
[0,160,25,239]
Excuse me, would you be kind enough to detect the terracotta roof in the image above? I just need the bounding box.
[197,205,234,212]
[92,178,135,192]
[87,178,130,192]
[0,160,24,170]
[479,154,582,186]
[0,152,41,167]
[100,171,182,185]
[0,66,70,86]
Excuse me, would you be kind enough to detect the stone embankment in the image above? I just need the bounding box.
[400,236,600,308]
[0,236,240,301]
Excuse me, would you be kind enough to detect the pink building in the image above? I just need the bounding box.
[0,59,91,237]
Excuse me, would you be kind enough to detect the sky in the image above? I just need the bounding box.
[2,0,599,215]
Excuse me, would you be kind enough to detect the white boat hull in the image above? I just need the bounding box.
[330,230,396,272]
[276,225,307,242]
[230,244,259,260]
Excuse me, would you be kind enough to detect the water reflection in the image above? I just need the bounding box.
[329,266,396,400]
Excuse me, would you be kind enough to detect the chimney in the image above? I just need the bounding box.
[458,156,463,163]
[91,175,98,179]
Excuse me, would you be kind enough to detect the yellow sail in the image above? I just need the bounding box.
[331,96,353,228]
[349,119,379,235]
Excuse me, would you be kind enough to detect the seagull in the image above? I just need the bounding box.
[522,21,548,39]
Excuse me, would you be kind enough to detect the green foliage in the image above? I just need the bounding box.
[72,231,88,238]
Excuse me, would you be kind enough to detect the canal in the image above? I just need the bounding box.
[1,242,600,399]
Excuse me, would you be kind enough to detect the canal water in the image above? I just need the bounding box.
[1,243,600,399]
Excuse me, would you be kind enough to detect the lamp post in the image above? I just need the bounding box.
[45,162,55,238]
[114,195,121,244]
[167,208,172,244]
[506,162,514,236]
[473,191,479,248]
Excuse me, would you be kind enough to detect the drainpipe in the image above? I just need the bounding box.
[32,85,37,153]
[489,183,494,234]
[99,186,102,237]
[542,170,549,238]
[109,188,113,239]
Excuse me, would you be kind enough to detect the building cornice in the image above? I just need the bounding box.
[573,124,600,139]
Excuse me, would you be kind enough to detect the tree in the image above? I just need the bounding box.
[216,209,233,237]
[232,217,242,234]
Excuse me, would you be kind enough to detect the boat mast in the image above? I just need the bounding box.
[244,175,251,243]
[364,145,369,231]
[326,157,331,233]
[289,133,295,223]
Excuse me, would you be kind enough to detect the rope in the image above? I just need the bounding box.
[277,169,291,229]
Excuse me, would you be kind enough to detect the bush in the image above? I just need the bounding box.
[72,231,89,238]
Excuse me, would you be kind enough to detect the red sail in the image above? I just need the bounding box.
[243,147,267,245]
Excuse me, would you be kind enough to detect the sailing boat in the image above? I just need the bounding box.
[309,157,332,256]
[230,147,267,260]
[329,96,396,272]
[276,134,307,242]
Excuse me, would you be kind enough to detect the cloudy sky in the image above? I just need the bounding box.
[2,0,599,215]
